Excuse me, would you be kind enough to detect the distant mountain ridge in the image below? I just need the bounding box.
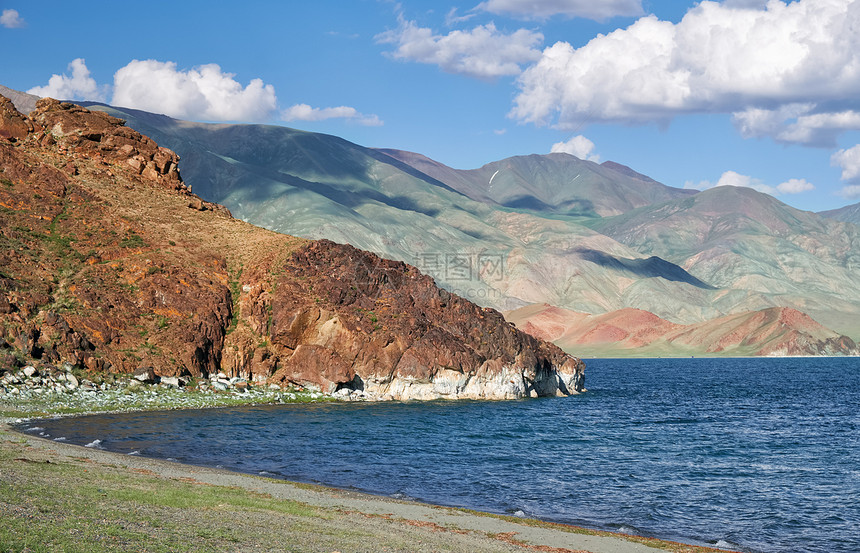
[377,148,695,217]
[819,201,860,225]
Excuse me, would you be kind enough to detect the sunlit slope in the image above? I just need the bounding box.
[587,186,860,337]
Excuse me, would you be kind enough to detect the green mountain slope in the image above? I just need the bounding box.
[587,186,860,337]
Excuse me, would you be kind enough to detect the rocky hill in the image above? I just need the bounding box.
[0,95,584,400]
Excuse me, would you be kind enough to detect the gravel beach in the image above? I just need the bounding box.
[1,417,734,553]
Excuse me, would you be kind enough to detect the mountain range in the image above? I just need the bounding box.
[5,86,859,357]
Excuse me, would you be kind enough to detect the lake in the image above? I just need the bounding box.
[24,357,860,553]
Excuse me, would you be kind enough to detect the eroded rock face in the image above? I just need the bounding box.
[0,94,585,399]
[0,95,31,142]
[29,98,186,190]
[236,240,586,399]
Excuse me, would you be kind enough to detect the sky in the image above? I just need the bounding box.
[3,0,860,212]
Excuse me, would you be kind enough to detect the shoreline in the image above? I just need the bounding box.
[1,366,741,553]
[1,419,737,553]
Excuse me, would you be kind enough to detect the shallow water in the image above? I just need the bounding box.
[27,357,860,553]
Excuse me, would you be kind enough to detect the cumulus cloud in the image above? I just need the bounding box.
[831,145,860,182]
[550,135,600,162]
[838,185,860,199]
[776,178,815,194]
[112,60,277,122]
[1,9,24,28]
[512,0,860,145]
[281,104,383,126]
[477,0,644,21]
[28,58,108,102]
[376,17,543,79]
[686,170,813,196]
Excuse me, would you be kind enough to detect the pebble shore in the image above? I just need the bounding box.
[0,363,374,420]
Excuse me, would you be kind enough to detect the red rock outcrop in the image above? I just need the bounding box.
[0,95,584,399]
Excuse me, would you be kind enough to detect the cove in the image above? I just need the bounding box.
[24,357,860,553]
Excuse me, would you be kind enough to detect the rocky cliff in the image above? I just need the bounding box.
[0,95,584,400]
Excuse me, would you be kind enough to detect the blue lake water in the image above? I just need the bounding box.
[25,357,860,553]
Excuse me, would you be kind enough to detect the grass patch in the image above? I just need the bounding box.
[0,438,324,553]
[119,233,146,249]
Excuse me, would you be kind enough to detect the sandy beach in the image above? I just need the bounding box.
[1,417,733,553]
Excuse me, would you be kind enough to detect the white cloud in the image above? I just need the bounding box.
[550,135,600,162]
[477,0,644,21]
[776,178,814,194]
[445,7,477,26]
[687,170,813,196]
[838,184,860,199]
[734,105,860,147]
[377,18,543,79]
[716,171,778,195]
[512,0,860,146]
[281,104,383,126]
[831,145,860,182]
[0,9,24,28]
[721,0,769,7]
[112,60,277,122]
[28,58,108,102]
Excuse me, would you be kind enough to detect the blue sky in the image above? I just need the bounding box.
[3,0,860,212]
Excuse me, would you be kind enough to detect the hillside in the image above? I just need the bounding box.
[377,149,695,217]
[0,95,585,399]
[586,186,860,338]
[68,101,728,326]
[507,304,859,357]
[820,201,860,225]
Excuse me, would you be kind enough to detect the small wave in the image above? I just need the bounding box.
[53,437,67,441]
[390,492,418,501]
[608,523,648,536]
[84,439,104,449]
[26,426,45,432]
[714,539,743,550]
[128,451,141,456]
